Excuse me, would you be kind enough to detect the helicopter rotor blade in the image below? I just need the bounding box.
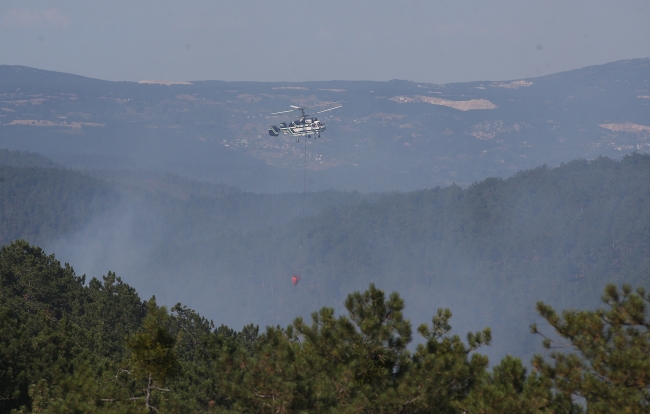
[314,105,342,114]
[270,109,297,115]
[271,101,342,115]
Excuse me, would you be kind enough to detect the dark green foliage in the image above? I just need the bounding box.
[126,299,179,412]
[0,151,377,249]
[79,272,147,362]
[531,284,650,413]
[28,365,141,414]
[0,149,58,168]
[127,299,178,385]
[465,355,578,413]
[0,164,117,246]
[1,240,648,413]
[0,240,85,411]
[298,154,650,286]
[216,284,492,413]
[0,240,148,412]
[0,240,254,412]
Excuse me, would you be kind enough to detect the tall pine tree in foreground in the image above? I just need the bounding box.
[216,284,492,413]
[531,284,650,413]
[126,298,179,412]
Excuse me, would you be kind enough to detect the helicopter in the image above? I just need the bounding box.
[268,101,342,141]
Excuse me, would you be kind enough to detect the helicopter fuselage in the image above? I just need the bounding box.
[269,117,325,138]
[269,102,341,139]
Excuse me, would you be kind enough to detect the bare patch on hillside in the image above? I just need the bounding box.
[236,94,262,103]
[176,94,198,101]
[390,95,497,111]
[599,123,650,133]
[139,80,192,85]
[272,86,308,90]
[6,119,104,128]
[2,98,47,105]
[492,80,534,89]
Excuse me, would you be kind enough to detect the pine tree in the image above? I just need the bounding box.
[531,284,650,413]
[126,297,179,412]
[216,284,491,413]
[464,355,579,413]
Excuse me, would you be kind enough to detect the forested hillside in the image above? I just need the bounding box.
[145,153,650,362]
[1,240,648,412]
[0,149,376,249]
[2,149,650,363]
[0,161,116,246]
[0,149,58,168]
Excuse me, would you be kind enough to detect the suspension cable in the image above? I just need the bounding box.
[300,139,307,251]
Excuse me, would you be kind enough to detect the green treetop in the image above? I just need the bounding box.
[126,298,179,413]
[216,283,491,413]
[531,284,650,413]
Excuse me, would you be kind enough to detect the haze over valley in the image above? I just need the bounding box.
[1,58,649,366]
[2,56,650,414]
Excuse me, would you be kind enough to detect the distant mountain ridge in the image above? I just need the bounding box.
[1,59,649,192]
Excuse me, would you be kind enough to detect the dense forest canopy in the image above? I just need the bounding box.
[0,148,377,247]
[1,240,648,412]
[1,150,650,363]
[141,153,650,363]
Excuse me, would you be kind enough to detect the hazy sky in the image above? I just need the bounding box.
[1,0,649,84]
